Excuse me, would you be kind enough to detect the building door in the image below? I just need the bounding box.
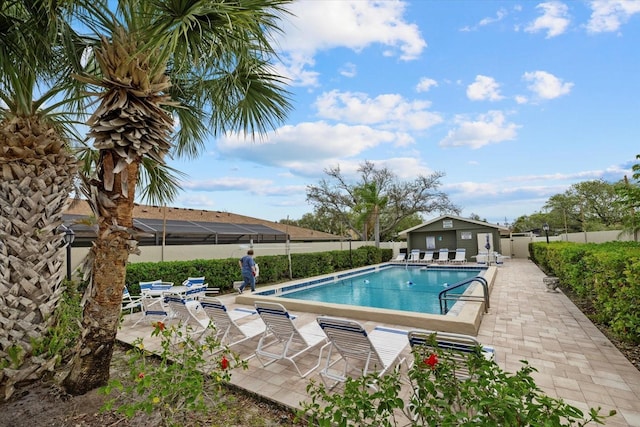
[477,233,493,253]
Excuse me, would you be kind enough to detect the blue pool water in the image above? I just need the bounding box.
[279,266,482,315]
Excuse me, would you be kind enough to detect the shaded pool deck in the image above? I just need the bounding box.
[117,259,640,426]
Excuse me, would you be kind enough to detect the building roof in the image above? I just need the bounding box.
[63,200,340,245]
[398,214,510,236]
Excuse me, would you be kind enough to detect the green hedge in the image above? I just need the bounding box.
[126,246,393,295]
[530,241,640,344]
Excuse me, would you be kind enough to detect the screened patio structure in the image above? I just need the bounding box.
[62,214,289,247]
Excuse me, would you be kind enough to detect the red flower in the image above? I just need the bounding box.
[424,353,438,369]
[138,372,145,379]
[155,321,165,331]
[220,355,229,370]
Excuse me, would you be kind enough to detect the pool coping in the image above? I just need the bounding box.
[235,263,497,336]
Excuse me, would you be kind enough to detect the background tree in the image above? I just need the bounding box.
[0,0,85,399]
[511,179,626,235]
[62,0,292,395]
[306,160,458,243]
[616,154,640,241]
[544,180,625,233]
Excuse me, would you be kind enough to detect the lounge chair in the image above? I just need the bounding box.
[132,294,170,326]
[316,316,408,388]
[254,302,329,378]
[420,251,434,263]
[182,276,205,287]
[392,253,406,262]
[436,248,450,264]
[163,293,208,333]
[198,297,266,346]
[407,330,494,379]
[408,249,421,263]
[451,248,467,264]
[122,286,142,314]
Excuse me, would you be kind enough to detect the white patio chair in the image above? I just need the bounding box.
[407,329,494,379]
[436,248,450,264]
[392,253,406,262]
[316,316,408,388]
[132,294,170,327]
[198,297,266,346]
[420,251,434,263]
[408,249,421,263]
[122,286,142,314]
[254,302,329,378]
[451,248,467,264]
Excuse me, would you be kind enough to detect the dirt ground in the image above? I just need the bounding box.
[0,287,638,427]
[0,344,306,427]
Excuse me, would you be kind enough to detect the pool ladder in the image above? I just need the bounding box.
[438,276,490,315]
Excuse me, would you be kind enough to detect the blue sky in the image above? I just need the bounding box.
[169,0,639,226]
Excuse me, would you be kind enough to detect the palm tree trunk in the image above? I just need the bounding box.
[0,117,77,399]
[62,159,139,394]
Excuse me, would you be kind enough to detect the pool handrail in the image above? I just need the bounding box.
[438,276,489,315]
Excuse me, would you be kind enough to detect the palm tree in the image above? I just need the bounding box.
[0,1,84,399]
[354,181,388,248]
[62,0,292,394]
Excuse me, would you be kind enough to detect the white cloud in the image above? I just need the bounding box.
[467,75,504,101]
[522,70,573,100]
[525,1,570,38]
[314,90,443,131]
[439,111,519,149]
[217,121,402,176]
[460,8,508,31]
[515,95,528,104]
[339,62,357,78]
[276,0,426,86]
[416,77,438,93]
[586,0,640,33]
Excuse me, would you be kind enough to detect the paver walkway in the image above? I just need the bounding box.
[117,259,640,426]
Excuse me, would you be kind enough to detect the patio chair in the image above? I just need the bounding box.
[408,249,421,263]
[392,253,406,262]
[407,330,494,379]
[198,297,266,346]
[182,276,205,287]
[420,251,434,263]
[316,316,408,388]
[436,248,450,264]
[163,293,208,334]
[139,280,174,297]
[451,248,467,264]
[122,286,142,314]
[132,294,170,327]
[254,301,329,378]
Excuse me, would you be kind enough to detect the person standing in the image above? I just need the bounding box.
[238,249,256,293]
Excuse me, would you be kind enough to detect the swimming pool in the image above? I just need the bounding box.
[236,263,496,335]
[279,266,481,315]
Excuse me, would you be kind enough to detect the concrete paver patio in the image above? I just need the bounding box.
[117,259,640,426]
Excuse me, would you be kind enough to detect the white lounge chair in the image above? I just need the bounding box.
[407,330,494,379]
[408,249,421,263]
[392,253,406,262]
[316,316,408,388]
[254,302,329,378]
[198,297,266,346]
[436,248,450,264]
[122,286,142,314]
[163,293,208,333]
[451,248,467,264]
[420,251,434,263]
